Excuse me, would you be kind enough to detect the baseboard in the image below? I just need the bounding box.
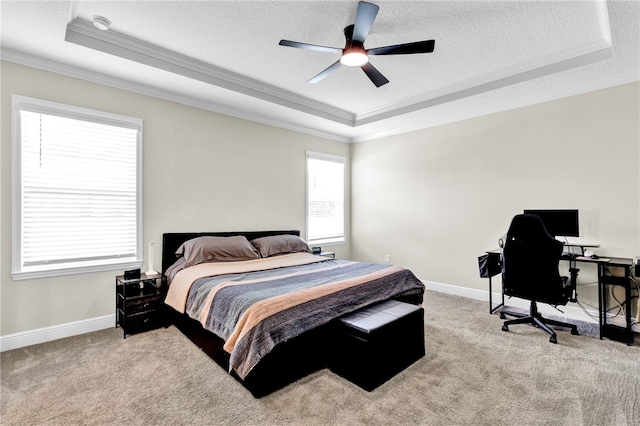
[423,280,600,325]
[0,280,630,352]
[0,314,115,352]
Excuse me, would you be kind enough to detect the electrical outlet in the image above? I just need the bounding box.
[385,254,390,263]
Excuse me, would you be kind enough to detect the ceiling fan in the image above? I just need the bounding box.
[279,1,435,88]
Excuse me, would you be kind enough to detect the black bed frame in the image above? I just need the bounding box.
[162,230,422,397]
[162,230,337,397]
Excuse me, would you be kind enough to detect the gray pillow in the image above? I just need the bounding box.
[176,236,260,268]
[250,235,311,258]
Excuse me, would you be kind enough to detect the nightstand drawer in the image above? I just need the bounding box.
[125,313,163,334]
[125,296,163,315]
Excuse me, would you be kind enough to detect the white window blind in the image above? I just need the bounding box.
[306,151,346,244]
[12,96,143,279]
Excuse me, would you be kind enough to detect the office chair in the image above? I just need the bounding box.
[500,214,579,344]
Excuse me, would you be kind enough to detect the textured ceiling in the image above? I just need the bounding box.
[1,1,638,142]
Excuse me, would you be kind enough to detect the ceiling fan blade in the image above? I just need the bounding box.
[361,62,389,87]
[307,60,342,84]
[368,40,436,56]
[352,1,379,44]
[279,40,342,54]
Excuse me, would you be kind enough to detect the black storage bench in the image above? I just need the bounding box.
[330,299,425,391]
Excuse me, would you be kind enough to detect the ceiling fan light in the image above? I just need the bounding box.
[340,49,369,67]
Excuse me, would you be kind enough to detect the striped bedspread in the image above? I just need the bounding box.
[165,253,425,379]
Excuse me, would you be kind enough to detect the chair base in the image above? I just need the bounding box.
[500,301,579,344]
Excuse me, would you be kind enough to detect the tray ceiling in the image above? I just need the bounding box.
[1,1,638,142]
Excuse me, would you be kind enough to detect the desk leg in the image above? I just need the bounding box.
[488,275,504,314]
[598,264,604,340]
[598,264,634,345]
[569,266,579,303]
[624,266,633,345]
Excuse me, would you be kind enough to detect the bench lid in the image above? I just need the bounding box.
[339,299,422,334]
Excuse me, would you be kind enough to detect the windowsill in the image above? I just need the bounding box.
[308,239,347,248]
[12,260,143,281]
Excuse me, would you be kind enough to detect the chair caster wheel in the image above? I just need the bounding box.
[571,329,579,335]
[502,325,509,332]
[499,313,506,319]
[549,335,557,344]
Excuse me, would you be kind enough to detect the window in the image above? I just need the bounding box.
[12,95,143,280]
[306,151,346,245]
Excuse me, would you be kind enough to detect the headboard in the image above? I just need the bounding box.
[161,230,301,274]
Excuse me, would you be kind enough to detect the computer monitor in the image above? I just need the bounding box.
[523,209,579,237]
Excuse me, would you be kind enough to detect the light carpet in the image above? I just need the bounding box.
[1,291,638,425]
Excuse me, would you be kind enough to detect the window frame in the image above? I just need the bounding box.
[306,150,347,246]
[11,95,144,280]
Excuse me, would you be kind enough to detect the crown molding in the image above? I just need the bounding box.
[351,71,639,143]
[355,38,613,125]
[65,19,355,127]
[596,0,612,44]
[5,45,633,145]
[3,3,626,144]
[64,11,615,130]
[354,0,615,125]
[0,48,351,143]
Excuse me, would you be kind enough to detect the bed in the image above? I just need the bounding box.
[162,230,425,397]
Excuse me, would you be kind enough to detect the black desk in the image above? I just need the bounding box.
[482,250,636,345]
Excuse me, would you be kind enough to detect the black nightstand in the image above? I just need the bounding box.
[115,273,166,338]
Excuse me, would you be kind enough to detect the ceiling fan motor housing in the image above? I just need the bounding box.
[341,25,368,67]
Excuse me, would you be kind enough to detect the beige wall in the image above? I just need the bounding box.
[0,62,350,336]
[351,82,640,308]
[2,60,638,339]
